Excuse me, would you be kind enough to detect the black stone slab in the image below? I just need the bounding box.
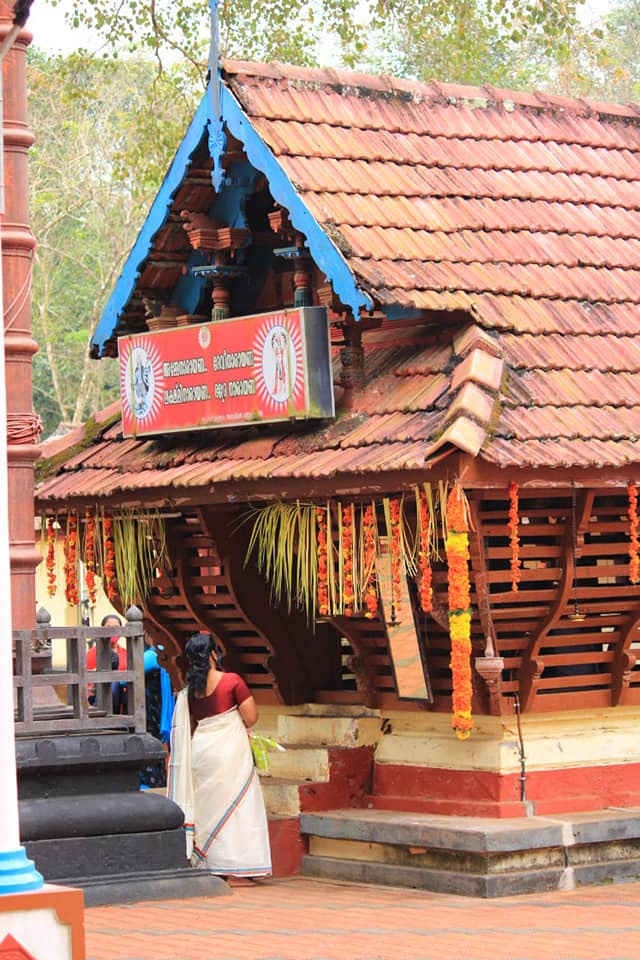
[301,855,565,898]
[20,791,183,840]
[17,732,166,798]
[66,868,231,907]
[25,829,187,880]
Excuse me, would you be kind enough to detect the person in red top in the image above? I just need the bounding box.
[168,633,271,883]
[86,613,128,713]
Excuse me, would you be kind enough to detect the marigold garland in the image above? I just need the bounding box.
[342,503,355,617]
[628,481,640,585]
[103,513,118,602]
[389,498,402,620]
[317,505,329,617]
[445,485,473,740]
[418,490,433,613]
[85,509,97,605]
[63,512,79,607]
[45,517,56,598]
[508,481,521,592]
[363,502,378,619]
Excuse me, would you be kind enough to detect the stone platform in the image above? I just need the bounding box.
[16,732,228,905]
[300,806,640,897]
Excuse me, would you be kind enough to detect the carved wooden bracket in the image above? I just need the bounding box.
[608,582,640,705]
[475,655,506,715]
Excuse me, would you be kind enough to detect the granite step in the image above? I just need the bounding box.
[300,806,640,897]
[276,713,380,748]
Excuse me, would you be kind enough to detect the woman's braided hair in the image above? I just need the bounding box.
[185,632,216,697]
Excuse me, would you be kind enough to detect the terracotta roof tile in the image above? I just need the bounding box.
[42,62,640,499]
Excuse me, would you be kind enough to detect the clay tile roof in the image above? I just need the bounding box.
[42,61,640,506]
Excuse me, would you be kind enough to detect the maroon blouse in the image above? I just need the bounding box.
[188,672,251,721]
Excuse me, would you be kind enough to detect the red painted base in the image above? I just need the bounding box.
[268,817,306,877]
[267,748,374,876]
[371,761,640,818]
[299,747,374,813]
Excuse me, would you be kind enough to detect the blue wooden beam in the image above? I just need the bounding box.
[91,96,210,357]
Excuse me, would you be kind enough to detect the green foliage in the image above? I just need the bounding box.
[591,0,640,100]
[28,51,196,437]
[362,0,599,89]
[50,0,609,92]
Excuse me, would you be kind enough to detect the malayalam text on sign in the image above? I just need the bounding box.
[119,307,334,438]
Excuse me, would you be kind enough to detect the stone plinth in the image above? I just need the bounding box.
[16,733,227,905]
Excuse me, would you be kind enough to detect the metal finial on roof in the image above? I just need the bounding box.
[207,0,226,192]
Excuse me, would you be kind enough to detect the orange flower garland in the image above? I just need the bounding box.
[628,481,640,585]
[508,481,521,592]
[342,504,354,617]
[85,509,97,605]
[63,512,79,607]
[45,517,57,598]
[418,490,433,613]
[389,498,402,619]
[103,513,118,602]
[317,505,329,617]
[363,503,378,619]
[445,485,473,740]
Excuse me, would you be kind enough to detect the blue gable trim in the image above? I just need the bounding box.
[91,95,211,357]
[91,78,373,357]
[221,85,373,318]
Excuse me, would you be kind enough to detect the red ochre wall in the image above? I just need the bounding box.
[369,761,640,818]
[364,707,640,818]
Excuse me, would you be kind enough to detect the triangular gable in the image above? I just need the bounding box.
[91,80,372,358]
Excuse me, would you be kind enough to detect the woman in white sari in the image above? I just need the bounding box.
[169,633,272,880]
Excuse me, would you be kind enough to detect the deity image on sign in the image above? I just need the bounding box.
[271,328,288,399]
[261,324,296,404]
[121,341,163,424]
[253,314,305,418]
[133,355,152,416]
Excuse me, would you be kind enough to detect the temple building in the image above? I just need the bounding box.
[34,58,640,893]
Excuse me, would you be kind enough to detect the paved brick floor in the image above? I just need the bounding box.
[84,877,640,960]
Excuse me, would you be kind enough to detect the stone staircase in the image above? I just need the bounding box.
[298,807,640,897]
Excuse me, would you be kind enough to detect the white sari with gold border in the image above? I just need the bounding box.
[168,687,271,877]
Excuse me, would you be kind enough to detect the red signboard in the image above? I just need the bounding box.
[119,306,334,438]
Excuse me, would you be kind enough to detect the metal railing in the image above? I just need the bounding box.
[13,606,146,735]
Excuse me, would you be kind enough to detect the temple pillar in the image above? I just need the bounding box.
[1,3,40,631]
[0,0,43,903]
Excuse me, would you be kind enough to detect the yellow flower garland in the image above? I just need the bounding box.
[446,486,473,740]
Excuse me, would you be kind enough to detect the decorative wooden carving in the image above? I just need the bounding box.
[180,211,248,253]
[267,205,294,241]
